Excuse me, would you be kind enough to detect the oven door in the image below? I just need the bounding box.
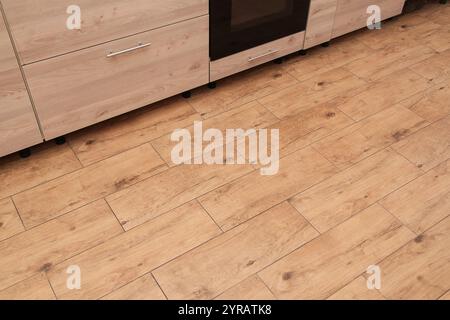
[210,0,311,61]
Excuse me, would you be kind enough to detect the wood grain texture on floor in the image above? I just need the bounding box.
[153,202,318,299]
[258,204,415,299]
[1,3,450,300]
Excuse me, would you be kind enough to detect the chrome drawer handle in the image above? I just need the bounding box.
[107,42,152,58]
[248,49,280,62]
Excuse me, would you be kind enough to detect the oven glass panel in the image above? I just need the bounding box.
[210,0,311,61]
[231,0,293,29]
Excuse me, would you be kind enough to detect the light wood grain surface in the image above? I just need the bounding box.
[1,3,449,300]
[24,16,209,140]
[2,0,208,64]
[0,10,42,157]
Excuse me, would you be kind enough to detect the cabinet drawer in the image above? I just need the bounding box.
[24,16,209,140]
[0,13,42,157]
[210,31,305,82]
[2,0,208,64]
[332,0,405,38]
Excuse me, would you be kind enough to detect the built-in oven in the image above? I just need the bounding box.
[210,0,311,61]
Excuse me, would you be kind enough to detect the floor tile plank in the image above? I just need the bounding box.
[353,16,441,51]
[424,24,450,53]
[0,198,24,241]
[215,275,276,300]
[189,64,298,119]
[313,105,428,170]
[0,274,55,300]
[380,159,450,234]
[102,275,166,300]
[0,200,123,291]
[259,68,367,119]
[0,144,81,199]
[68,98,201,166]
[290,149,422,233]
[271,104,354,158]
[107,162,253,231]
[411,49,450,85]
[344,44,434,82]
[153,202,318,299]
[152,101,278,166]
[47,201,221,300]
[13,144,166,228]
[337,69,432,121]
[283,38,372,82]
[391,116,450,171]
[400,78,450,122]
[199,147,337,231]
[258,204,415,300]
[378,217,450,300]
[327,276,385,300]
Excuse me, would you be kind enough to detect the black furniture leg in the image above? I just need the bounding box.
[19,148,31,159]
[321,41,330,48]
[299,50,307,56]
[208,82,217,89]
[440,0,447,4]
[182,91,192,99]
[55,136,66,145]
[274,57,283,64]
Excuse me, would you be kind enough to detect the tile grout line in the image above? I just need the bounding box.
[66,140,84,168]
[151,272,169,301]
[9,196,26,232]
[45,273,58,300]
[377,201,418,236]
[286,200,322,235]
[147,141,171,168]
[256,273,279,300]
[196,199,224,233]
[255,100,281,121]
[104,199,126,233]
[437,289,450,300]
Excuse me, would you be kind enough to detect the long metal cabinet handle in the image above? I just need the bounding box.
[107,42,152,58]
[248,49,280,62]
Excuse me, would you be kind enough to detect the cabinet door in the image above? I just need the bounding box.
[24,16,209,140]
[304,0,338,49]
[332,0,405,38]
[0,13,42,157]
[2,0,208,64]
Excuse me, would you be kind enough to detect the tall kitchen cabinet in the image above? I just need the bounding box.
[332,0,406,38]
[304,0,406,48]
[0,10,42,158]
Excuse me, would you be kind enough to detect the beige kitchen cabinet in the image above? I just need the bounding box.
[332,0,406,38]
[2,0,208,64]
[24,15,209,140]
[0,11,42,157]
[304,0,338,49]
